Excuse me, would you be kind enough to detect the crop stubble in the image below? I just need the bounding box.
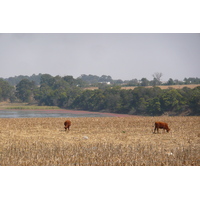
[0,116,199,166]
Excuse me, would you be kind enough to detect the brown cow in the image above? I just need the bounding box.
[64,120,71,131]
[154,121,170,133]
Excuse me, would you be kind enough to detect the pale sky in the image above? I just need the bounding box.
[0,33,199,81]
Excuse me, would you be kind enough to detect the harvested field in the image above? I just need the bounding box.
[0,116,200,166]
[84,84,200,90]
[122,84,200,90]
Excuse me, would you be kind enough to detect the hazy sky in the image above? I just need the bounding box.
[0,33,199,81]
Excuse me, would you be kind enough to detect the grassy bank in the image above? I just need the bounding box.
[5,106,60,110]
[0,116,199,166]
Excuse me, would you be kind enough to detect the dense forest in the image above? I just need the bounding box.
[0,74,200,116]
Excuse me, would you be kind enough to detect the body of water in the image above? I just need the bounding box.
[0,109,110,118]
[0,109,131,118]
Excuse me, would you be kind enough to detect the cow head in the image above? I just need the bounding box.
[166,128,170,132]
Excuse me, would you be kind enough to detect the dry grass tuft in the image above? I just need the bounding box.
[0,116,199,166]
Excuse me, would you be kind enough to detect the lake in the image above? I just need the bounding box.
[0,109,109,118]
[0,109,130,118]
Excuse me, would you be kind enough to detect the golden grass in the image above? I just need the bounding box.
[84,84,200,90]
[0,116,200,166]
[122,84,200,90]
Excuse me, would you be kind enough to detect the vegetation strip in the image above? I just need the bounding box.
[5,106,60,110]
[0,74,200,116]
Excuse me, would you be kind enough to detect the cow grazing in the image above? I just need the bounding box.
[64,120,71,131]
[154,121,170,133]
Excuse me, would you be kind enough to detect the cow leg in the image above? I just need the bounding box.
[154,127,158,133]
[65,126,70,131]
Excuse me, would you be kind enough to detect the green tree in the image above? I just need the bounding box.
[35,82,58,106]
[40,74,55,87]
[58,86,82,108]
[16,79,36,102]
[147,97,162,115]
[160,89,185,112]
[72,90,93,110]
[189,87,200,115]
[63,76,75,86]
[118,89,133,113]
[0,79,15,102]
[136,97,148,114]
[103,87,121,112]
[167,78,174,85]
[127,79,139,86]
[140,78,149,86]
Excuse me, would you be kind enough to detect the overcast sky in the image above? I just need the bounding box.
[0,33,199,81]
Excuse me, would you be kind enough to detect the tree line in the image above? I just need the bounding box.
[3,73,200,87]
[0,74,200,116]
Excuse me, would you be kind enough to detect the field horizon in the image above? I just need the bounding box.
[0,116,199,166]
[84,84,200,90]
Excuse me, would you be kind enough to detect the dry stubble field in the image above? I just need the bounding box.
[0,116,200,166]
[85,84,200,90]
